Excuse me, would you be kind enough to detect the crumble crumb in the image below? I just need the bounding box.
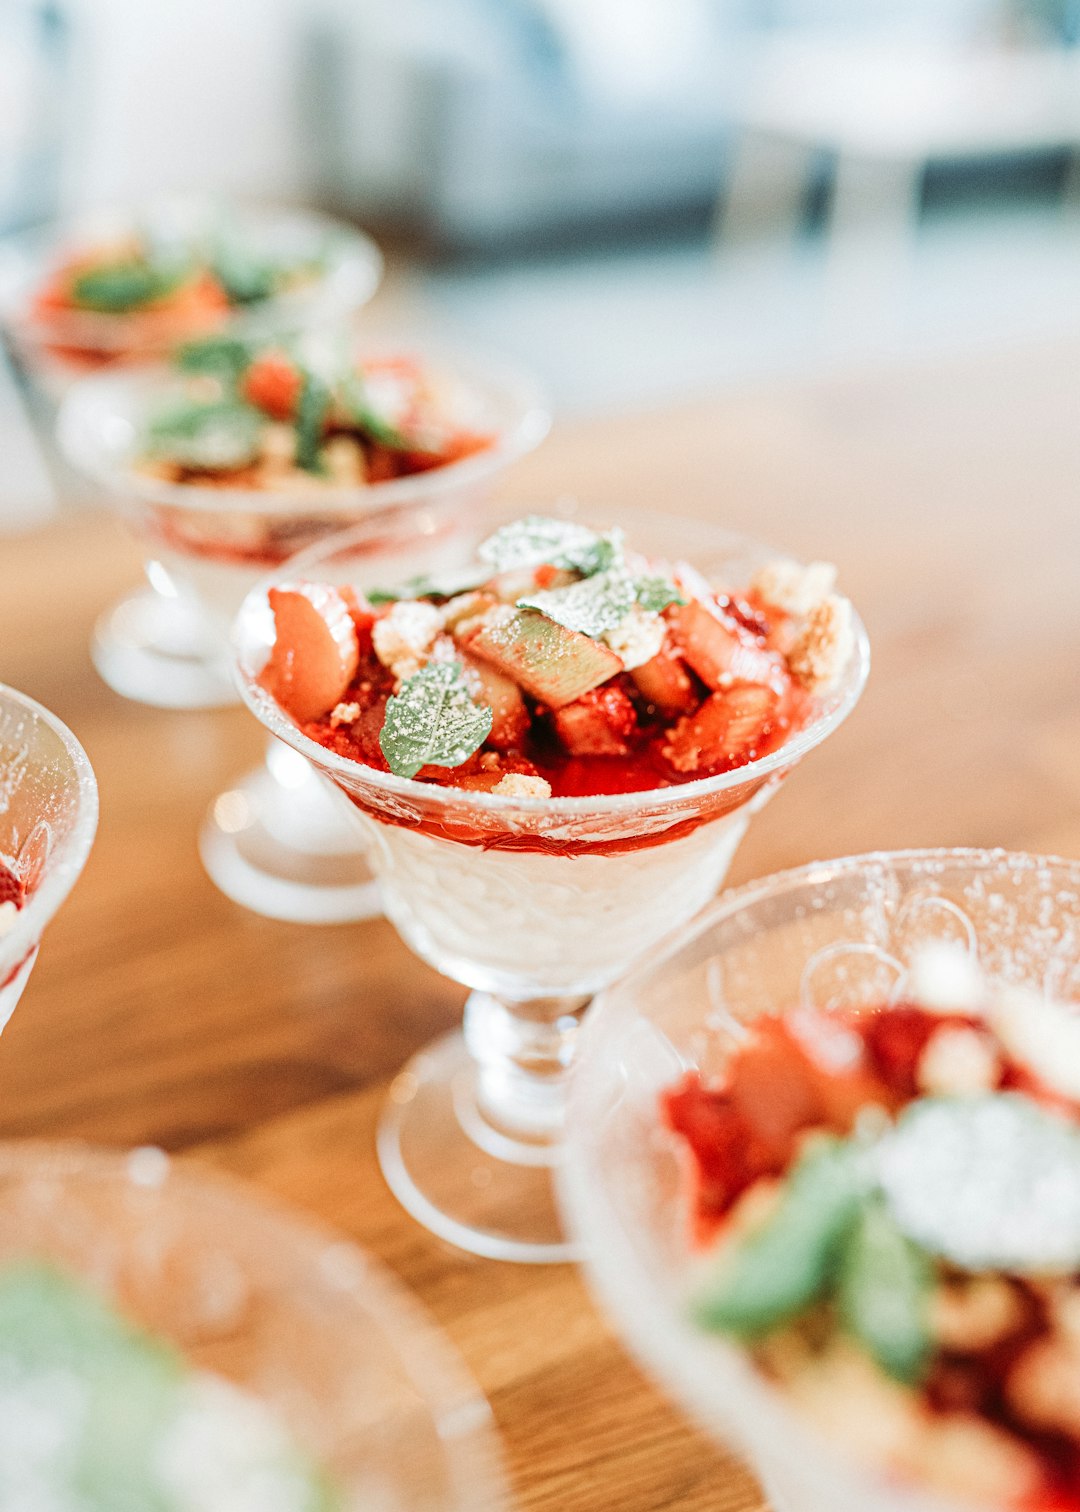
[602,604,665,670]
[492,772,552,799]
[787,594,855,691]
[329,701,360,728]
[322,434,366,486]
[917,1026,999,1097]
[373,600,442,681]
[751,558,836,616]
[0,901,17,936]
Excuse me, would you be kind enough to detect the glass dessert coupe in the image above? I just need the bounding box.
[0,1140,507,1510]
[234,501,870,1263]
[58,350,550,925]
[1,197,383,709]
[0,684,98,1033]
[560,848,1080,1512]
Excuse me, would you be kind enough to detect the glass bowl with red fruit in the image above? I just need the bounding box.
[57,336,549,927]
[560,848,1080,1512]
[0,198,382,399]
[0,685,98,1032]
[0,1141,508,1511]
[234,501,869,1263]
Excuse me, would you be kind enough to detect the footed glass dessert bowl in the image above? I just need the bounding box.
[0,197,383,401]
[235,500,869,1262]
[59,345,549,926]
[0,1141,507,1511]
[560,849,1080,1512]
[0,684,98,1031]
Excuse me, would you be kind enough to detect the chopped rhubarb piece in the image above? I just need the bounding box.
[662,683,780,774]
[461,654,530,750]
[241,352,301,421]
[262,583,360,723]
[466,609,622,709]
[553,684,638,756]
[670,600,782,691]
[630,644,699,716]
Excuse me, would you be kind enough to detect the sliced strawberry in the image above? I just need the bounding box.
[670,599,782,691]
[262,583,360,723]
[662,683,780,774]
[242,352,302,421]
[630,644,699,716]
[662,1072,783,1238]
[461,653,530,751]
[553,684,638,757]
[0,861,23,910]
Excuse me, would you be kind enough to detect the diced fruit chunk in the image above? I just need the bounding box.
[553,685,638,756]
[466,609,622,709]
[670,600,781,691]
[262,583,360,722]
[461,654,530,750]
[630,645,699,715]
[241,352,301,420]
[663,683,780,774]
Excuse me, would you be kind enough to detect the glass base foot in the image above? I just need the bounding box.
[199,754,382,925]
[377,1029,580,1265]
[91,587,236,709]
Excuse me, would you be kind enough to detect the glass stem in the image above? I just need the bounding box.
[462,991,591,1144]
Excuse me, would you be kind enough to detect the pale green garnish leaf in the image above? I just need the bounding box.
[635,574,686,613]
[379,661,493,778]
[837,1198,933,1384]
[146,399,263,470]
[479,515,617,576]
[518,565,637,638]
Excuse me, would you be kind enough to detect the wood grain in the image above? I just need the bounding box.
[1,337,1078,1510]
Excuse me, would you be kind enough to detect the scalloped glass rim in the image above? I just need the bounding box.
[233,515,871,823]
[0,684,99,977]
[0,200,383,353]
[0,1139,508,1512]
[54,346,552,518]
[560,847,1080,1512]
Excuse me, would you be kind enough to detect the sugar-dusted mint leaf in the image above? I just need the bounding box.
[635,574,685,613]
[363,564,488,607]
[877,1093,1080,1275]
[479,515,617,576]
[379,661,493,778]
[518,566,637,639]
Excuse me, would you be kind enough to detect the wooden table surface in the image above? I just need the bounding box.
[1,338,1079,1511]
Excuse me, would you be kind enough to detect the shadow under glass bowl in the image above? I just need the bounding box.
[56,348,550,928]
[0,1141,508,1512]
[560,847,1080,1512]
[234,500,869,1264]
[0,683,98,1031]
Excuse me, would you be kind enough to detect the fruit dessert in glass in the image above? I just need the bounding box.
[0,684,98,1034]
[0,198,382,397]
[59,335,549,926]
[236,503,869,1262]
[0,1142,506,1511]
[561,849,1080,1512]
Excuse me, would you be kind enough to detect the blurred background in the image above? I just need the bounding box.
[4,0,1080,415]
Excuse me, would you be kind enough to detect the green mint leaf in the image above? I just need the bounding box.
[364,566,488,608]
[518,565,636,638]
[365,589,402,606]
[478,515,612,575]
[294,370,332,474]
[71,255,188,313]
[146,399,263,470]
[379,661,493,778]
[175,334,255,387]
[211,238,281,305]
[338,373,410,450]
[635,574,685,613]
[837,1199,932,1384]
[693,1137,867,1338]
